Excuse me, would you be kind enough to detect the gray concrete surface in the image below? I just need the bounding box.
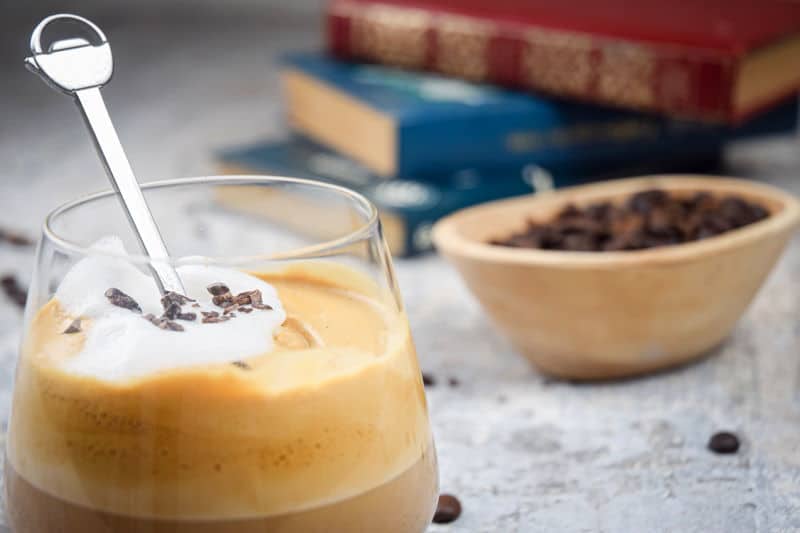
[0,10,799,533]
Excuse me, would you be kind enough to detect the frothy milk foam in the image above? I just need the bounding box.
[55,236,286,381]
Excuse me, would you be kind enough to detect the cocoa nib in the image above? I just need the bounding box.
[105,288,142,313]
[212,293,234,307]
[202,314,230,324]
[206,283,230,296]
[175,312,197,321]
[231,360,251,370]
[63,318,81,334]
[161,291,194,309]
[234,289,262,306]
[163,302,182,320]
[252,303,273,311]
[143,313,184,332]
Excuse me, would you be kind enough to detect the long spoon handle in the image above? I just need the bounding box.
[25,14,184,295]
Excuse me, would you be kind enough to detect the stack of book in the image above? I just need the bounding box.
[219,0,800,256]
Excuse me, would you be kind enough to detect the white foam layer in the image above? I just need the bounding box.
[54,236,286,381]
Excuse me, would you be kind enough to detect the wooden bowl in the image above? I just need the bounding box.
[432,176,800,380]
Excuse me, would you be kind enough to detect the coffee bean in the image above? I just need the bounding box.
[708,431,740,454]
[0,228,33,247]
[1,275,27,308]
[491,189,769,252]
[433,494,462,524]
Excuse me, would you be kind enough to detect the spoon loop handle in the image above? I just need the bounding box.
[26,14,184,295]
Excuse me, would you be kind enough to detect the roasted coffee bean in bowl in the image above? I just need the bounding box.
[432,176,800,380]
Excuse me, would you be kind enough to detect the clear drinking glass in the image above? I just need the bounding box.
[5,176,438,532]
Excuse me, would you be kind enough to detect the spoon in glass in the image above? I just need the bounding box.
[25,13,185,295]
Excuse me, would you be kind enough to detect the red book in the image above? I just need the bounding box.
[326,0,800,122]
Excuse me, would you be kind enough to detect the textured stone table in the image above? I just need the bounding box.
[0,10,799,533]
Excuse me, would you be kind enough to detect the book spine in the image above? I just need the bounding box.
[327,0,738,121]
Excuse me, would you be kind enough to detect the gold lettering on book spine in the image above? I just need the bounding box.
[435,15,491,81]
[348,4,430,68]
[596,43,656,108]
[521,28,593,96]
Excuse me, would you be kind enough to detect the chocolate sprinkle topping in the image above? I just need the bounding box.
[161,291,195,309]
[207,283,230,296]
[105,288,142,313]
[234,289,263,306]
[163,303,182,320]
[212,293,234,307]
[143,313,184,332]
[202,315,230,324]
[63,319,81,334]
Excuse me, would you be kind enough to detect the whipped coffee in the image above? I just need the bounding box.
[6,238,437,532]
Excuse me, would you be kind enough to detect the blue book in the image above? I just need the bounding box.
[281,52,797,178]
[216,137,723,257]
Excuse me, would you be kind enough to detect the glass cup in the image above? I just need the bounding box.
[5,176,438,532]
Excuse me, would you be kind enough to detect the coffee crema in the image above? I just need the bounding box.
[6,262,437,532]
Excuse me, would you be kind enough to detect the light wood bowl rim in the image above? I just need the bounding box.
[433,175,800,269]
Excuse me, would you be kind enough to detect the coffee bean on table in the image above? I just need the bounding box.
[1,275,27,308]
[708,431,740,454]
[433,494,462,524]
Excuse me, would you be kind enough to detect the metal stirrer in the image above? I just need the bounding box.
[25,14,185,295]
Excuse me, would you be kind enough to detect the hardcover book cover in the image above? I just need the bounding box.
[326,0,800,122]
[215,137,725,256]
[282,52,797,177]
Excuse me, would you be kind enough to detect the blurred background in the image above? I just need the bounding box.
[1,1,324,231]
[2,0,799,256]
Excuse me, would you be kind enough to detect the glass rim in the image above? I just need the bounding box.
[43,175,381,266]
